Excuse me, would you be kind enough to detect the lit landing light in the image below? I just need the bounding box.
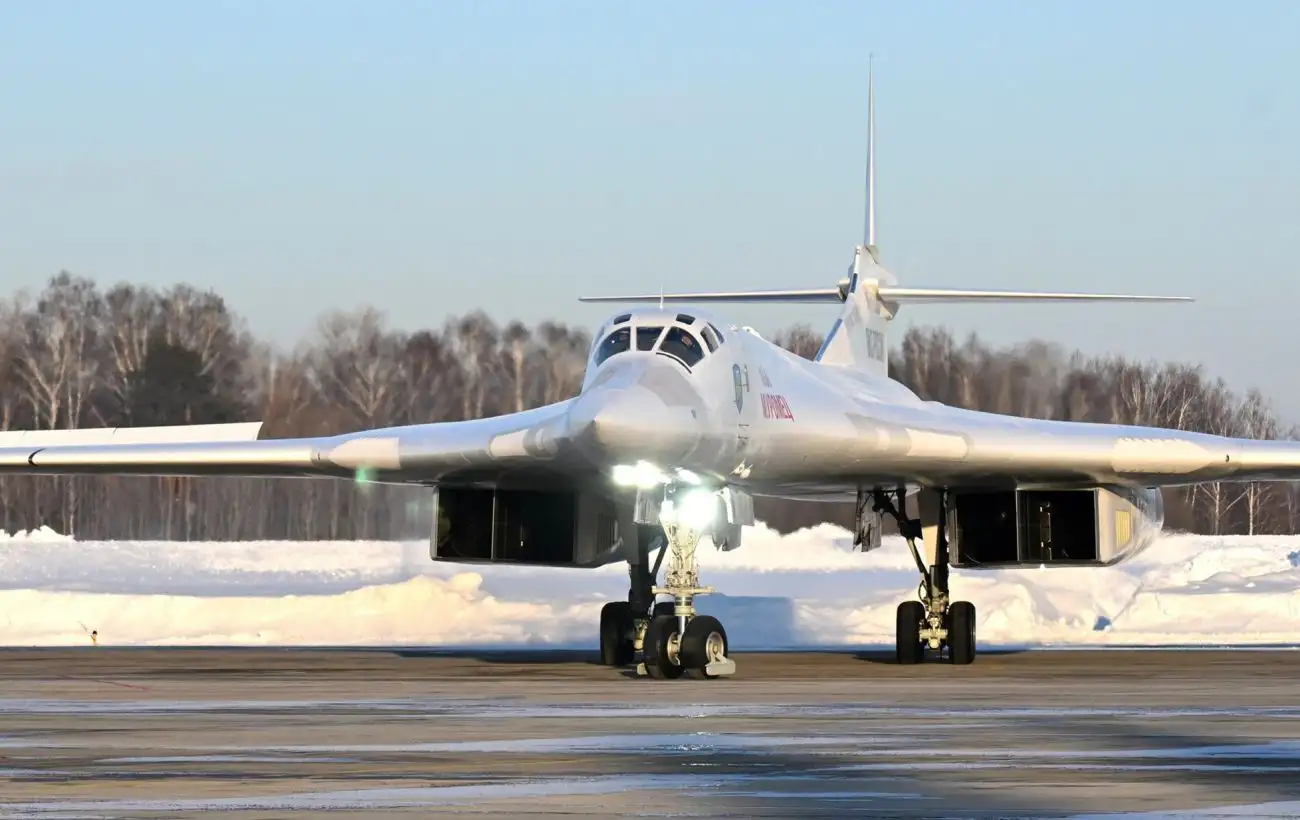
[612,461,669,488]
[611,462,705,489]
[661,489,719,531]
[675,468,702,485]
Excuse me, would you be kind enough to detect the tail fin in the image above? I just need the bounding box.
[815,56,889,375]
[577,57,1190,376]
[863,54,877,258]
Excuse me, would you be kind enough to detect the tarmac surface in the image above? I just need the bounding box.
[1,648,1300,818]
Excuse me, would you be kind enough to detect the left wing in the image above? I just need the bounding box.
[0,403,579,483]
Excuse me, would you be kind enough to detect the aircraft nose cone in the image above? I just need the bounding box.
[568,385,702,465]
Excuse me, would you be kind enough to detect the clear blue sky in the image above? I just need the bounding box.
[2,2,1298,413]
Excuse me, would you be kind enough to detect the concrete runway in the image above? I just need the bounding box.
[2,648,1300,818]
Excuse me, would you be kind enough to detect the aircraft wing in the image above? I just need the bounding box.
[0,403,578,483]
[840,401,1300,488]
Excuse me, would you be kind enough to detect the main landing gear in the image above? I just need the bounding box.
[598,486,736,680]
[871,487,976,665]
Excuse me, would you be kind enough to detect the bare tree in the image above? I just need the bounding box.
[1236,389,1280,535]
[312,308,405,429]
[772,325,823,360]
[447,311,501,420]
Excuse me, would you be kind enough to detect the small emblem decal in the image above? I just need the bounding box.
[732,364,746,411]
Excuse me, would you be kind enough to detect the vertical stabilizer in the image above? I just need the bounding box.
[864,54,877,260]
[816,56,894,376]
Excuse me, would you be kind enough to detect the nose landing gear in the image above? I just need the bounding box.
[642,505,735,679]
[599,485,737,680]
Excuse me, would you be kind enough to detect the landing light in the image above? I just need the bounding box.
[612,460,668,488]
[662,489,718,531]
[612,462,704,489]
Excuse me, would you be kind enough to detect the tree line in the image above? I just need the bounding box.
[0,272,1291,541]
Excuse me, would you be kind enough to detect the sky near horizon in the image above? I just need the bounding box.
[2,3,1298,414]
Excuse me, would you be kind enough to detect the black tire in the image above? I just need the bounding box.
[599,601,634,667]
[680,615,729,678]
[896,601,925,665]
[652,600,675,619]
[947,601,976,665]
[643,614,685,679]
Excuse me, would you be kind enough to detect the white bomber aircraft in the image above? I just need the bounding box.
[3,72,1294,680]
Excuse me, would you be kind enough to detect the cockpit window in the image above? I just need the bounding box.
[595,327,631,365]
[675,313,696,325]
[700,324,719,352]
[613,313,632,325]
[709,323,725,344]
[658,327,705,367]
[636,326,664,350]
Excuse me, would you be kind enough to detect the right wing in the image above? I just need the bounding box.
[840,400,1300,489]
[0,403,579,483]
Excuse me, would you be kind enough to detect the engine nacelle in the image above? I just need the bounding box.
[949,486,1163,569]
[429,486,633,568]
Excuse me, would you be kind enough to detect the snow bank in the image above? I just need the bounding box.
[0,524,1298,648]
[0,525,72,543]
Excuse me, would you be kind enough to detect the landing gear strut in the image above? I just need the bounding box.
[643,488,735,679]
[599,485,736,680]
[871,486,977,665]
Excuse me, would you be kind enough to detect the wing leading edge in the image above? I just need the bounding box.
[0,403,578,482]
[827,402,1300,489]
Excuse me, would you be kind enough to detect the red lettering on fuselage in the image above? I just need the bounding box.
[760,393,795,420]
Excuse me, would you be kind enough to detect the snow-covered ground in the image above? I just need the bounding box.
[1,524,1298,648]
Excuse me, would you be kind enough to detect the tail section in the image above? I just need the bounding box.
[577,58,1190,376]
[813,246,893,376]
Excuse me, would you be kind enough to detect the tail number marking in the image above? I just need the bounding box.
[864,328,886,361]
[761,393,795,420]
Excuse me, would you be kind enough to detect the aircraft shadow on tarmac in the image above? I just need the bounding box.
[852,647,1028,664]
[385,593,1027,667]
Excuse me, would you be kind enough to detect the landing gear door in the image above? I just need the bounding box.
[429,486,444,560]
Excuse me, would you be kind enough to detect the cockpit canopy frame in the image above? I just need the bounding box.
[591,310,727,371]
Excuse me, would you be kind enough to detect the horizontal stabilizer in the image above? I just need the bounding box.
[580,286,1190,307]
[876,287,1192,304]
[579,289,844,305]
